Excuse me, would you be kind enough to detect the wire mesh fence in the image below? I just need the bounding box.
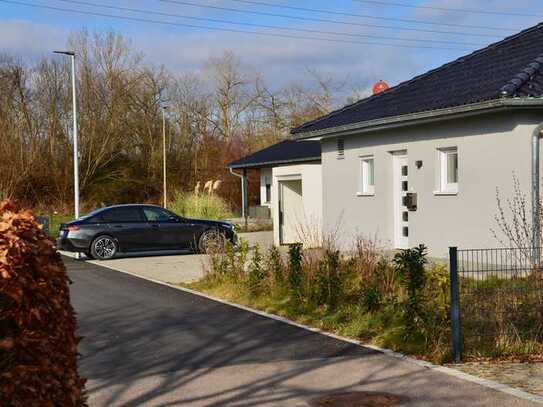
[451,247,543,360]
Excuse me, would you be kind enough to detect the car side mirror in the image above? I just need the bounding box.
[169,216,180,223]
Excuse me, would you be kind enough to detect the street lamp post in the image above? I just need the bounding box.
[162,105,168,209]
[54,50,80,220]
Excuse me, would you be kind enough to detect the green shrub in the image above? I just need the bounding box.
[206,239,246,283]
[235,239,250,279]
[170,191,232,220]
[266,246,284,287]
[393,244,428,336]
[360,285,382,312]
[247,244,265,295]
[314,249,341,308]
[288,243,303,300]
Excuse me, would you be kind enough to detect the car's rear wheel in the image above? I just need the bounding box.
[198,230,225,254]
[90,235,118,260]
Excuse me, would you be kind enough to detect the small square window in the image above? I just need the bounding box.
[402,181,408,191]
[438,147,458,193]
[403,226,409,237]
[401,165,408,176]
[337,138,345,158]
[402,211,408,222]
[360,156,375,195]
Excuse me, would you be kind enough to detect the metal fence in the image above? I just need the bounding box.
[449,246,543,362]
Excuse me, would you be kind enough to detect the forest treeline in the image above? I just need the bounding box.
[2,31,353,212]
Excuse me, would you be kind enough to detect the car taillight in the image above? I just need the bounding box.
[67,225,80,232]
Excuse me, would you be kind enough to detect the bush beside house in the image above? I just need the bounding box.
[0,201,87,406]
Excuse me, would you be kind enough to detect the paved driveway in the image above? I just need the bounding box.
[67,258,540,407]
[71,231,273,284]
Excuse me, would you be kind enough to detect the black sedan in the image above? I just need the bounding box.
[56,204,237,260]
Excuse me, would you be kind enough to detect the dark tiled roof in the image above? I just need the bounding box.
[227,140,321,169]
[292,22,543,136]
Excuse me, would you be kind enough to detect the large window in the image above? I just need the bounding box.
[438,147,458,193]
[100,207,143,222]
[359,156,375,195]
[143,207,172,222]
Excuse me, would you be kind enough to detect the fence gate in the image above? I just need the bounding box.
[449,246,543,362]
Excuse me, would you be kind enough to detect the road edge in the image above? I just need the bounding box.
[67,254,543,405]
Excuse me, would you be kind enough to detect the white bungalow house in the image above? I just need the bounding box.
[229,22,543,257]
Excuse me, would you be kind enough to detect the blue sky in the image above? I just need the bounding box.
[1,0,542,94]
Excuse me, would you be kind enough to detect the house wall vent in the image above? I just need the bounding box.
[337,138,345,158]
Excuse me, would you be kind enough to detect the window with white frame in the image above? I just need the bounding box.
[438,147,458,193]
[360,156,375,195]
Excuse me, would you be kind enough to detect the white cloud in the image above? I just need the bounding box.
[0,20,69,59]
[0,15,473,97]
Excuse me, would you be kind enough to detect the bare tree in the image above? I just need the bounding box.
[2,36,346,212]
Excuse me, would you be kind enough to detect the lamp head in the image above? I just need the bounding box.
[53,50,75,56]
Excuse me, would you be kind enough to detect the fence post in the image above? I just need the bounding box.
[449,246,462,363]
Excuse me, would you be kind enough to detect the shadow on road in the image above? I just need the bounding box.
[67,258,527,407]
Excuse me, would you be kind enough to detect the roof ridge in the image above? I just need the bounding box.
[500,54,543,97]
[292,21,543,134]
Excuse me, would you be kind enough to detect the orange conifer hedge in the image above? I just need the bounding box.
[0,200,87,406]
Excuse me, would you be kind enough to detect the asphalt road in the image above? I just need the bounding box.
[67,257,541,407]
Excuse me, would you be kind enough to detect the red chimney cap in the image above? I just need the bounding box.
[372,80,390,95]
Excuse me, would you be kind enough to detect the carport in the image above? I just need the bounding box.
[227,139,322,245]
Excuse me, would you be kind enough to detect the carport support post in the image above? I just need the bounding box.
[449,246,462,363]
[241,169,249,229]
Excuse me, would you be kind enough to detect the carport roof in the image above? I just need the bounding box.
[227,140,321,169]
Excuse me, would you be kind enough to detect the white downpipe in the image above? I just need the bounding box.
[532,123,543,262]
[229,168,248,226]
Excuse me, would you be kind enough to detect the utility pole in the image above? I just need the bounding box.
[54,50,79,220]
[162,105,168,208]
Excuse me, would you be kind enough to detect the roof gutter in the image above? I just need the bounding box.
[227,156,321,170]
[292,98,543,140]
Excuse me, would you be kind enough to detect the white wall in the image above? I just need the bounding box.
[272,163,323,246]
[259,168,272,207]
[321,112,543,258]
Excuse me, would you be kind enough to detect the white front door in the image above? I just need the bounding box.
[393,153,409,249]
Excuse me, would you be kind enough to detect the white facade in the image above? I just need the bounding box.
[320,112,543,258]
[270,163,323,246]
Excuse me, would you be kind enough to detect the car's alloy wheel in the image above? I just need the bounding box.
[91,236,118,260]
[198,230,225,254]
